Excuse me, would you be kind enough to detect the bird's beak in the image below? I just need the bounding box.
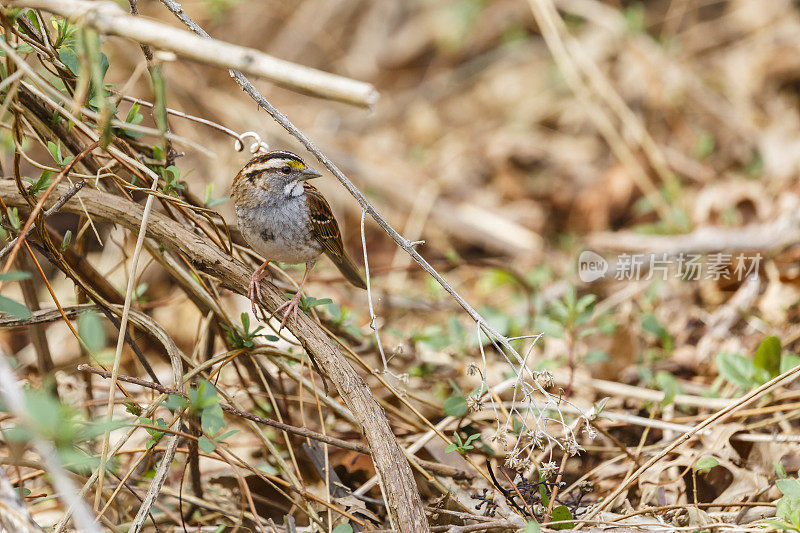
[299,167,322,181]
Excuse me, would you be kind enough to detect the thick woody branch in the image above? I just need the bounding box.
[0,179,427,533]
[7,0,378,108]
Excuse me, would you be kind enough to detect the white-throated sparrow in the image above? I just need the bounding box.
[232,151,366,328]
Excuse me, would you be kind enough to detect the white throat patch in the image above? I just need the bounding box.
[283,180,304,197]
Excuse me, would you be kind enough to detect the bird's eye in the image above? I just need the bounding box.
[281,165,292,174]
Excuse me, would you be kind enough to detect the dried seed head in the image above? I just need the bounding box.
[492,428,509,447]
[534,370,555,389]
[466,395,484,412]
[540,460,559,478]
[564,438,585,457]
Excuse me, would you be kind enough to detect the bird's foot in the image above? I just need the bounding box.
[248,272,264,317]
[272,291,304,331]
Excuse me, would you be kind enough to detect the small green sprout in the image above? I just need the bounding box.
[445,432,480,455]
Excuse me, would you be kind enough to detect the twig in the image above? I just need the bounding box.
[581,356,800,524]
[0,180,85,261]
[50,300,185,532]
[129,430,180,533]
[0,136,98,275]
[488,400,800,444]
[526,0,671,221]
[11,0,378,108]
[79,364,369,452]
[543,451,569,522]
[94,137,161,511]
[77,364,477,481]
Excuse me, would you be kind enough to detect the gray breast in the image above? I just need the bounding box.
[236,195,321,264]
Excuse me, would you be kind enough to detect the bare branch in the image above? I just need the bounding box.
[9,0,378,108]
[0,180,85,261]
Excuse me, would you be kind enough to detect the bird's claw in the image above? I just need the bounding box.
[272,292,303,332]
[248,273,265,317]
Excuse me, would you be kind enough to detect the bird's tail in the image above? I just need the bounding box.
[329,251,367,289]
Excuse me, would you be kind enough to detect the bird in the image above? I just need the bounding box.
[231,150,366,329]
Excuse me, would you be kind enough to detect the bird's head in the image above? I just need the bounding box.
[233,151,322,201]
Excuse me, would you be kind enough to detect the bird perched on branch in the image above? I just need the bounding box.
[232,151,366,329]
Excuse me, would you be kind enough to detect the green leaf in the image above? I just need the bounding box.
[215,429,239,442]
[763,518,800,530]
[594,397,610,416]
[302,296,333,309]
[6,207,20,230]
[538,471,549,505]
[695,131,716,160]
[125,102,143,124]
[754,336,781,378]
[194,379,225,435]
[464,433,480,446]
[331,525,353,533]
[641,313,671,348]
[124,401,141,416]
[716,352,757,390]
[47,140,63,165]
[523,521,541,533]
[198,435,216,453]
[654,370,680,406]
[776,461,789,479]
[58,47,79,75]
[575,294,596,313]
[534,315,564,338]
[0,270,31,281]
[550,505,574,529]
[163,394,187,410]
[190,380,218,410]
[164,165,180,180]
[781,353,800,374]
[26,171,53,195]
[443,395,468,418]
[0,295,31,319]
[776,478,800,498]
[78,311,105,353]
[444,443,458,453]
[693,456,719,474]
[777,492,800,524]
[60,230,72,252]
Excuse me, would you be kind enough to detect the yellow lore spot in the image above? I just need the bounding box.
[288,160,305,169]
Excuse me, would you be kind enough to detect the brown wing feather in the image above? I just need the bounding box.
[305,184,345,258]
[304,183,366,289]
